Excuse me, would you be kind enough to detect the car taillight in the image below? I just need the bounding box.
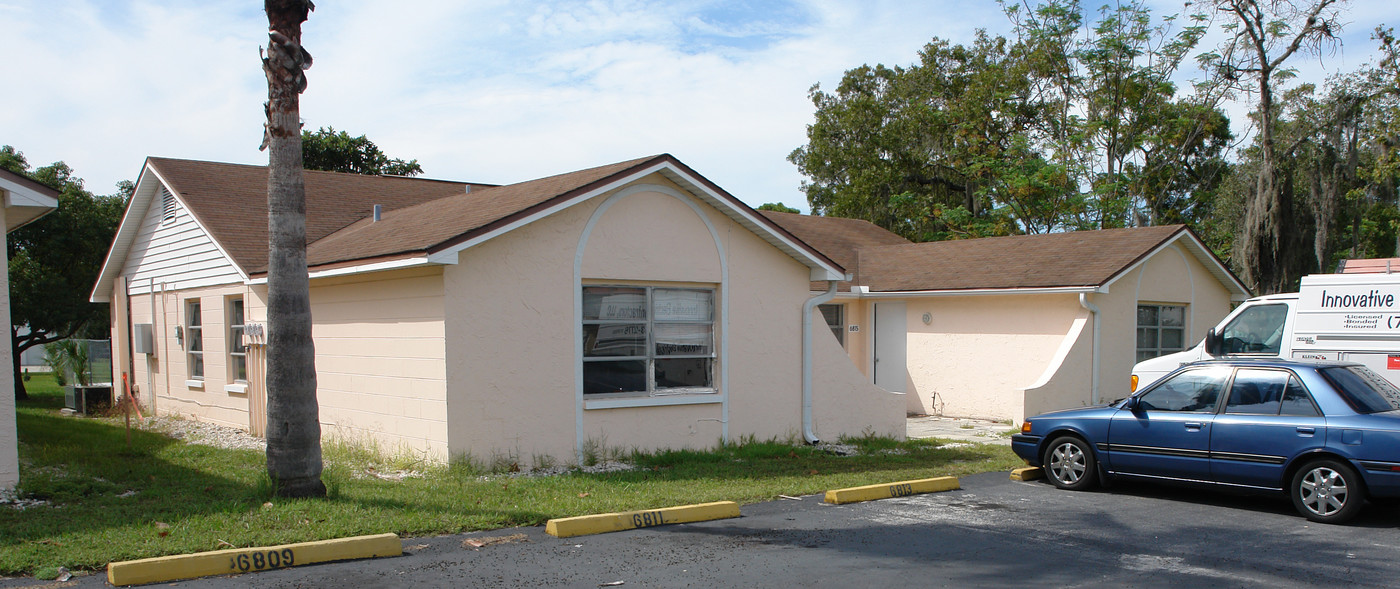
[1130,374,1139,392]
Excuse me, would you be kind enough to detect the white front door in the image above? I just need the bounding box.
[873,302,907,393]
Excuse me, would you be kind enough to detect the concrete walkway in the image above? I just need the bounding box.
[906,415,1016,445]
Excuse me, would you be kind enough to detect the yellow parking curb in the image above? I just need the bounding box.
[546,501,740,538]
[107,533,401,586]
[1010,467,1043,481]
[823,476,960,504]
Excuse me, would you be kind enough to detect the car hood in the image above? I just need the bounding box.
[1029,404,1120,421]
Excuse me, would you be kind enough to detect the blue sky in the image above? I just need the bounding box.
[2,0,1393,211]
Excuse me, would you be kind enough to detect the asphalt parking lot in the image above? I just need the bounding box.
[16,470,1400,588]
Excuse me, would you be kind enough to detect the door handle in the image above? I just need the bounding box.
[1296,427,1315,435]
[1184,422,1203,431]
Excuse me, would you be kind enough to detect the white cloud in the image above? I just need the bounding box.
[3,0,1389,211]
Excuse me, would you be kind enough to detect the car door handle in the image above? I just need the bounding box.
[1184,422,1203,431]
[1296,427,1315,435]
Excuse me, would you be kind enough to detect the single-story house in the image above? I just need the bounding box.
[760,211,1252,424]
[90,155,903,465]
[1,168,61,490]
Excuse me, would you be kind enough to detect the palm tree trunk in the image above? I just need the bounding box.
[262,0,324,498]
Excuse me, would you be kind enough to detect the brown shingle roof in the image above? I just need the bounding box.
[304,155,660,268]
[758,210,910,289]
[856,225,1189,291]
[149,157,493,274]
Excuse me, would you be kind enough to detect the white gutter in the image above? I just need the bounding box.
[1079,293,1101,404]
[801,278,842,444]
[244,256,434,284]
[838,285,1100,299]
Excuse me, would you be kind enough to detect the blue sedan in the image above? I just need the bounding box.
[1012,358,1400,524]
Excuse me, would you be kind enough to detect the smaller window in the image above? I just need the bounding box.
[1219,303,1288,354]
[1225,369,1288,415]
[228,298,246,382]
[819,304,844,346]
[1137,304,1186,362]
[186,300,204,380]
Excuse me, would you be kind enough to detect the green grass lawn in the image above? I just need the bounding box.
[1,374,1022,576]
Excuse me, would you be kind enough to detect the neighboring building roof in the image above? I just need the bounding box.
[0,167,60,232]
[1338,258,1400,274]
[92,154,846,301]
[758,210,910,289]
[853,225,1250,298]
[147,157,495,274]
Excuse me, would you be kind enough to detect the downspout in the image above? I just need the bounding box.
[1078,293,1100,405]
[802,279,841,444]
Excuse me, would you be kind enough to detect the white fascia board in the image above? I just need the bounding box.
[245,256,434,284]
[840,285,1102,298]
[90,164,161,303]
[1101,229,1251,298]
[424,160,847,279]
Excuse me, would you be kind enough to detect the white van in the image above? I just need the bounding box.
[1130,273,1400,391]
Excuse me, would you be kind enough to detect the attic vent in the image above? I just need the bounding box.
[160,188,176,225]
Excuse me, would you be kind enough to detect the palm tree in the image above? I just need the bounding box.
[260,0,325,498]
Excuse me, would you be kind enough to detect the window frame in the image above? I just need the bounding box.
[186,299,204,380]
[1136,304,1187,362]
[227,297,247,383]
[581,285,717,398]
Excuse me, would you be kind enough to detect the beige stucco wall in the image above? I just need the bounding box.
[115,266,450,459]
[444,175,900,465]
[901,294,1084,420]
[811,306,905,439]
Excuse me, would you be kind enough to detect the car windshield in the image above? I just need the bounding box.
[1319,366,1400,414]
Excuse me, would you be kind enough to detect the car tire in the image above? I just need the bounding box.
[1290,458,1365,524]
[1043,436,1098,491]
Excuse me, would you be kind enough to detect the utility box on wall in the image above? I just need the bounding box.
[132,323,154,355]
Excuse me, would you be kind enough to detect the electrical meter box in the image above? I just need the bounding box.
[132,323,154,355]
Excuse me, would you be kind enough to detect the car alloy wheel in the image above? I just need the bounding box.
[1291,459,1365,524]
[1044,436,1097,490]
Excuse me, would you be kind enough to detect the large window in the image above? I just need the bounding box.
[582,286,715,396]
[819,303,844,346]
[1137,304,1186,362]
[228,298,246,382]
[186,300,204,380]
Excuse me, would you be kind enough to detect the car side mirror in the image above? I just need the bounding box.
[1122,396,1140,411]
[1203,328,1222,356]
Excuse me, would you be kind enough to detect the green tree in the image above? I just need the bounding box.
[261,0,325,498]
[791,0,1223,240]
[2,148,127,399]
[301,127,422,176]
[757,202,800,214]
[1198,0,1347,293]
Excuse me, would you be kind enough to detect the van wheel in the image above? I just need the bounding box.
[1043,436,1097,491]
[1291,459,1365,524]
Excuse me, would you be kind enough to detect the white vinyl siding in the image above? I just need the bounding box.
[121,186,243,293]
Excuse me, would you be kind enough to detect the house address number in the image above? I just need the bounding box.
[848,325,859,332]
